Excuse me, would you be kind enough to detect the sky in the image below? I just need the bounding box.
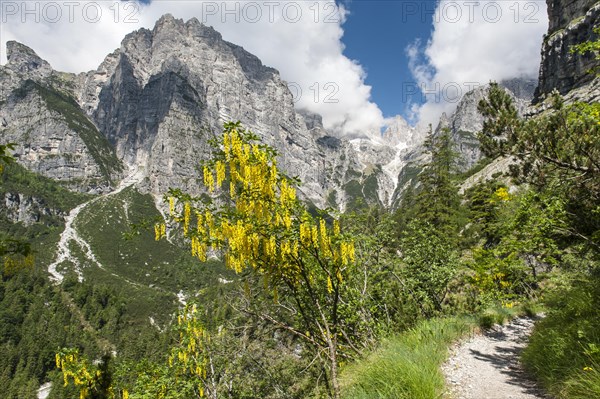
[0,0,548,133]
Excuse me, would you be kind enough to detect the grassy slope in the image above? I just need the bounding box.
[1,162,235,351]
[0,162,90,265]
[340,317,476,399]
[74,186,235,326]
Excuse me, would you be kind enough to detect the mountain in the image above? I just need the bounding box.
[0,15,542,213]
[1,2,600,396]
[1,15,419,213]
[535,0,600,102]
[0,43,123,193]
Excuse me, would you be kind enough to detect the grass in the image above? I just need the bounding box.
[340,303,539,399]
[340,316,476,399]
[477,303,529,329]
[521,275,600,399]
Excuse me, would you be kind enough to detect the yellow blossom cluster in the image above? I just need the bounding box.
[492,187,511,202]
[3,254,34,276]
[162,123,356,290]
[154,223,166,241]
[55,349,98,399]
[168,304,208,397]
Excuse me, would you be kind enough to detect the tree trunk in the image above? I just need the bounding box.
[329,335,340,399]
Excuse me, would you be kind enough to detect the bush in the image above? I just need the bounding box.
[522,276,600,398]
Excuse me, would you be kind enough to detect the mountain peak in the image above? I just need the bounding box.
[5,41,52,79]
[151,13,222,41]
[154,13,180,28]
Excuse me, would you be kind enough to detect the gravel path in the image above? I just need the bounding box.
[442,316,550,399]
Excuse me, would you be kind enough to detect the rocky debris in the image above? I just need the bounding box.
[48,165,145,283]
[458,156,518,195]
[442,317,549,399]
[37,382,52,399]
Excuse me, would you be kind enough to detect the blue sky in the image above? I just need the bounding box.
[341,0,437,118]
[0,0,548,133]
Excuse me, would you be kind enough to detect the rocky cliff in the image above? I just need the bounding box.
[1,15,413,211]
[0,43,123,193]
[535,0,600,101]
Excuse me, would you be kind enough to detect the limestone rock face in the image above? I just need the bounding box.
[86,15,341,206]
[1,15,404,209]
[74,14,407,209]
[5,41,53,81]
[535,0,600,100]
[0,43,122,193]
[2,192,65,225]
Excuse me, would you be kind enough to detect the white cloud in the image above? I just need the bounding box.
[407,0,548,127]
[0,0,383,134]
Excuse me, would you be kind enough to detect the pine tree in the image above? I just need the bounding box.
[413,127,461,241]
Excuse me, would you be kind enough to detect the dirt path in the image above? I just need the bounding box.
[443,316,549,399]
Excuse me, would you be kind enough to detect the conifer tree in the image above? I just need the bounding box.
[413,127,461,241]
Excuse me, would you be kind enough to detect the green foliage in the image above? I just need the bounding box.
[0,162,91,212]
[413,128,462,240]
[0,267,105,399]
[468,247,530,305]
[340,317,475,399]
[476,304,522,330]
[478,48,600,396]
[478,84,600,249]
[399,222,459,315]
[463,179,509,248]
[571,26,600,75]
[522,275,600,398]
[341,207,420,336]
[0,143,16,175]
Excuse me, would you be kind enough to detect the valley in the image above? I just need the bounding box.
[1,0,600,398]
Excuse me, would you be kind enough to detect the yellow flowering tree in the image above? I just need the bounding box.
[56,305,214,399]
[157,122,356,398]
[55,348,111,399]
